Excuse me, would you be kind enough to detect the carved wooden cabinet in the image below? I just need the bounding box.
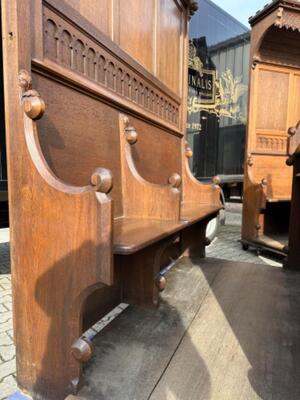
[242,0,300,255]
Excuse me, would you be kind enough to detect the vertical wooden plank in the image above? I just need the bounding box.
[157,0,183,95]
[63,0,113,38]
[117,0,155,72]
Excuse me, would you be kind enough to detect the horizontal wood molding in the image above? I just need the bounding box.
[32,58,183,137]
[41,0,181,129]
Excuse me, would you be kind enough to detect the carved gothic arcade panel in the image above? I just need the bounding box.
[42,2,180,128]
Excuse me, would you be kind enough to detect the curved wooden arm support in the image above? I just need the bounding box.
[119,114,181,220]
[182,141,221,207]
[14,70,114,396]
[20,75,114,285]
[242,160,267,240]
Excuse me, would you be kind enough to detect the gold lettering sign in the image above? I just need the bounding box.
[188,41,248,124]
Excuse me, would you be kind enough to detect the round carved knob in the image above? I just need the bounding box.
[261,178,267,186]
[125,126,138,144]
[168,173,181,188]
[212,175,221,185]
[185,146,193,159]
[204,237,211,246]
[286,156,294,166]
[91,168,113,193]
[22,91,45,120]
[155,275,166,292]
[247,157,254,167]
[288,126,297,136]
[71,338,94,363]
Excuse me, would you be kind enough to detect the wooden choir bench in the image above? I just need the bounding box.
[2,0,220,399]
[242,0,300,255]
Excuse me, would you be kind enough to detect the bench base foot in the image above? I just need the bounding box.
[119,237,178,308]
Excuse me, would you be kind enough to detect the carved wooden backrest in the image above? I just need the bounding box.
[30,0,193,216]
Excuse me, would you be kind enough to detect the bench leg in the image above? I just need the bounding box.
[119,238,177,308]
[181,219,211,259]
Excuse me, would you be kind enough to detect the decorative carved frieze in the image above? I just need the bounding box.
[274,7,300,31]
[42,5,180,127]
[256,135,287,154]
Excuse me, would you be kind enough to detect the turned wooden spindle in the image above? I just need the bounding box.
[71,338,94,363]
[91,168,113,193]
[168,173,181,188]
[125,125,138,144]
[155,275,166,292]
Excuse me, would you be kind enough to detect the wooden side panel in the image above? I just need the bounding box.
[130,117,182,185]
[292,74,300,125]
[32,73,182,216]
[157,0,183,95]
[256,69,289,131]
[117,0,155,72]
[252,155,292,199]
[33,73,124,216]
[63,0,112,38]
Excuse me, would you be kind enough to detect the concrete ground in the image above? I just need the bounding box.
[0,203,284,399]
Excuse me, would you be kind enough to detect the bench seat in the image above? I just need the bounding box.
[114,203,220,255]
[181,203,220,225]
[113,217,185,255]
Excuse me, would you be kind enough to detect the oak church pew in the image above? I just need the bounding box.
[2,1,220,399]
[242,0,300,255]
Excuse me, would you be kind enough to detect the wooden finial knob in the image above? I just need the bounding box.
[18,69,32,91]
[185,146,193,159]
[261,178,267,186]
[168,173,181,188]
[288,126,297,136]
[91,168,113,193]
[286,156,294,166]
[22,90,45,120]
[155,275,166,292]
[212,175,221,185]
[204,237,212,246]
[125,126,138,144]
[71,338,94,363]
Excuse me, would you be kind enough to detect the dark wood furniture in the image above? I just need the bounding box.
[241,0,300,255]
[285,122,300,269]
[2,1,220,399]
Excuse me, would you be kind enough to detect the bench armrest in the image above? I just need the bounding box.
[119,114,181,220]
[182,142,221,207]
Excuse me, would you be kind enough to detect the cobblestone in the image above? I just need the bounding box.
[0,204,283,398]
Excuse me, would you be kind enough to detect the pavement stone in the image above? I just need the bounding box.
[0,202,284,398]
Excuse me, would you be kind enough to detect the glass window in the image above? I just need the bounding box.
[188,0,250,180]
